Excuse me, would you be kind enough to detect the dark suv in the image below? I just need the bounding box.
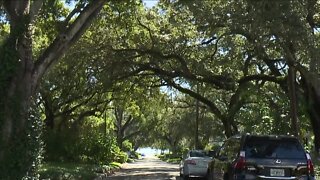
[207,134,315,180]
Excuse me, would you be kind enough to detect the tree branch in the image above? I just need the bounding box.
[123,130,142,141]
[63,2,85,27]
[165,79,224,120]
[238,74,285,85]
[29,0,43,22]
[33,0,106,92]
[3,0,28,20]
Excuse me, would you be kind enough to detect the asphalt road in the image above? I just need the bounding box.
[102,155,180,180]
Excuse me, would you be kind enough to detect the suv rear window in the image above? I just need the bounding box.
[244,137,305,159]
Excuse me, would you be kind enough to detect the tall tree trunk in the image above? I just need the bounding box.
[300,68,320,154]
[283,43,320,153]
[0,8,36,178]
[222,118,233,138]
[195,84,200,149]
[0,1,106,178]
[43,96,55,129]
[288,65,299,137]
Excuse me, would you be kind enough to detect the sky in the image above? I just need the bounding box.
[137,147,159,156]
[66,1,158,10]
[137,147,169,157]
[143,0,158,8]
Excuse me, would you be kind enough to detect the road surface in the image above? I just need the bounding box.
[102,155,180,180]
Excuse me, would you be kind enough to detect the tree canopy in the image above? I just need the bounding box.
[1,0,320,178]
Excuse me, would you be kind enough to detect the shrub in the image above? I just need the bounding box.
[115,151,128,163]
[127,158,134,163]
[122,140,133,152]
[129,151,141,159]
[44,128,123,164]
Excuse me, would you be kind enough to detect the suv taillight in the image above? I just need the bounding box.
[306,153,314,175]
[234,151,246,170]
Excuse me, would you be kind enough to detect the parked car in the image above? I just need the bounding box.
[180,150,213,179]
[207,134,315,180]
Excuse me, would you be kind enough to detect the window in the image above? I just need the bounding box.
[190,150,206,157]
[244,137,305,159]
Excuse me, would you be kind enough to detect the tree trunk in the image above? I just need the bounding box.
[222,118,233,138]
[195,84,200,149]
[300,70,320,154]
[288,65,299,137]
[0,24,36,179]
[282,44,320,153]
[0,1,106,178]
[43,96,55,129]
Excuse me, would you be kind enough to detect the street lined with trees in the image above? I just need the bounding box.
[0,0,319,178]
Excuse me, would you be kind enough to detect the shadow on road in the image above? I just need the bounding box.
[175,176,207,180]
[101,156,209,180]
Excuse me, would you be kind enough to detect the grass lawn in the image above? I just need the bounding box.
[38,162,98,179]
[38,161,122,180]
[39,161,123,179]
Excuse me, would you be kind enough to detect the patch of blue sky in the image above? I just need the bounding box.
[137,147,168,156]
[0,12,8,23]
[143,0,158,8]
[160,85,178,99]
[65,0,76,10]
[160,77,191,100]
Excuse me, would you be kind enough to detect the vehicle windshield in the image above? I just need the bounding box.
[244,137,305,159]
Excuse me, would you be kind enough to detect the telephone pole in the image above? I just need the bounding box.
[288,65,299,137]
